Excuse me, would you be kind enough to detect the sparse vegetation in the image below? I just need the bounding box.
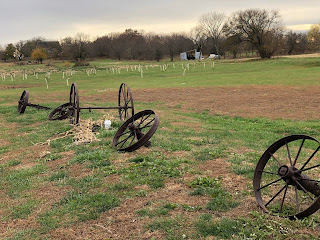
[1,57,320,239]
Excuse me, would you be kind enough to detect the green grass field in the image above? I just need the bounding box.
[1,57,320,239]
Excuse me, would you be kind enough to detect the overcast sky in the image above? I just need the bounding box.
[0,0,319,47]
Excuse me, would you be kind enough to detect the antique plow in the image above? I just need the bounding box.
[18,90,51,114]
[49,82,134,124]
[113,109,159,152]
[253,134,320,219]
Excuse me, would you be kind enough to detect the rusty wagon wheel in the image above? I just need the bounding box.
[48,103,73,121]
[18,90,29,114]
[253,134,320,219]
[69,83,80,124]
[118,83,134,121]
[113,110,159,152]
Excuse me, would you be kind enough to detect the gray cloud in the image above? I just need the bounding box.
[0,0,319,46]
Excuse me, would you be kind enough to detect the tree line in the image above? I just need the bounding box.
[1,9,320,63]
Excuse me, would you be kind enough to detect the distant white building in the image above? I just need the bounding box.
[180,49,202,60]
[180,52,187,60]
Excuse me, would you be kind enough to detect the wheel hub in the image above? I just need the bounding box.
[278,165,302,185]
[278,165,320,197]
[128,123,145,140]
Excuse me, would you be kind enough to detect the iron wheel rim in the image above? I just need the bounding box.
[69,83,80,124]
[118,83,134,121]
[253,134,320,219]
[113,110,159,152]
[17,90,29,114]
[49,103,73,121]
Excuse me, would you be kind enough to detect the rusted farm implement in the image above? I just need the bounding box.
[18,90,51,114]
[49,82,134,124]
[18,82,159,152]
[113,109,159,152]
[253,134,320,219]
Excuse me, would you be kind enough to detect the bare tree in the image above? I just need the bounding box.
[196,12,227,55]
[4,43,16,61]
[60,37,73,60]
[224,35,242,58]
[73,33,90,61]
[14,41,25,61]
[223,9,284,58]
[109,32,126,60]
[307,22,320,52]
[91,36,112,57]
[286,31,308,55]
[165,33,194,61]
[190,25,206,54]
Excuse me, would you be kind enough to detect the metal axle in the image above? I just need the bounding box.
[278,165,320,197]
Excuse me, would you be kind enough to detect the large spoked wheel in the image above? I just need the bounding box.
[253,135,320,219]
[118,83,134,121]
[18,90,29,114]
[49,103,73,121]
[69,83,80,124]
[113,110,159,152]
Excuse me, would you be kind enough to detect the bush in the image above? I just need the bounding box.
[62,61,73,68]
[73,61,90,67]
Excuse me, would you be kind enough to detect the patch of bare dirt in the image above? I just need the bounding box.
[171,121,203,131]
[197,158,248,192]
[1,144,50,166]
[84,85,320,120]
[0,84,42,90]
[283,53,320,58]
[130,85,320,120]
[196,157,253,219]
[45,150,74,169]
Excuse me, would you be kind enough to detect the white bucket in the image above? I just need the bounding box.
[104,120,112,129]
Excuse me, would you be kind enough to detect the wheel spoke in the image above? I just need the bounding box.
[300,146,320,171]
[119,134,134,149]
[265,184,287,207]
[285,141,293,167]
[140,124,152,131]
[270,152,282,166]
[125,97,131,105]
[128,131,137,146]
[139,118,155,130]
[116,133,133,147]
[302,163,320,172]
[119,130,131,137]
[138,112,152,127]
[259,170,278,175]
[137,112,144,125]
[124,107,127,119]
[293,138,305,167]
[294,180,315,201]
[258,177,283,191]
[280,184,288,212]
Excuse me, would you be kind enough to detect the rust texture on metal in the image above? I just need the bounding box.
[48,103,73,121]
[18,90,51,114]
[49,82,134,124]
[113,109,159,152]
[253,134,320,219]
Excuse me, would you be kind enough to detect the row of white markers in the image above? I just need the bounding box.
[1,61,216,86]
